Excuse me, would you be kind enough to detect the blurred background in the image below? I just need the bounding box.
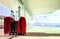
[0,0,60,39]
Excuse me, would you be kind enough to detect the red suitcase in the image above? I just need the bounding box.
[17,17,26,35]
[4,17,14,35]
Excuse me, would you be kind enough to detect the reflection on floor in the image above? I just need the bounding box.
[0,25,3,29]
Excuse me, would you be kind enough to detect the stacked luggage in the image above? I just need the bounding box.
[4,17,26,35]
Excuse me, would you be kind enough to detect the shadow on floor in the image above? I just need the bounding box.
[26,32,60,36]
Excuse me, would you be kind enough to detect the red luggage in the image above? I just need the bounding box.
[4,17,14,35]
[17,17,26,35]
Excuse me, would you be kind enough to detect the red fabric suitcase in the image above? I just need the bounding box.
[17,17,26,35]
[4,17,14,35]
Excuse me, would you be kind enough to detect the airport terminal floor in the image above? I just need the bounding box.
[0,26,60,39]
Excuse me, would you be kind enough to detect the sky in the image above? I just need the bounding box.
[0,4,11,16]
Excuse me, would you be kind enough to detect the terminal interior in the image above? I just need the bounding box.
[0,0,60,39]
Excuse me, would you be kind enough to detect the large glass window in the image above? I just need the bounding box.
[33,9,60,28]
[0,4,11,16]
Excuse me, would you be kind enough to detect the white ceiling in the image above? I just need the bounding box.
[0,0,21,11]
[27,0,60,14]
[0,0,60,15]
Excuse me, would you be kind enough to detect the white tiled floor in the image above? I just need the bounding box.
[27,26,60,34]
[12,36,60,39]
[0,26,60,39]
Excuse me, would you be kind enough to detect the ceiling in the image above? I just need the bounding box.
[27,0,60,15]
[0,0,60,15]
[0,0,21,11]
[0,0,32,16]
